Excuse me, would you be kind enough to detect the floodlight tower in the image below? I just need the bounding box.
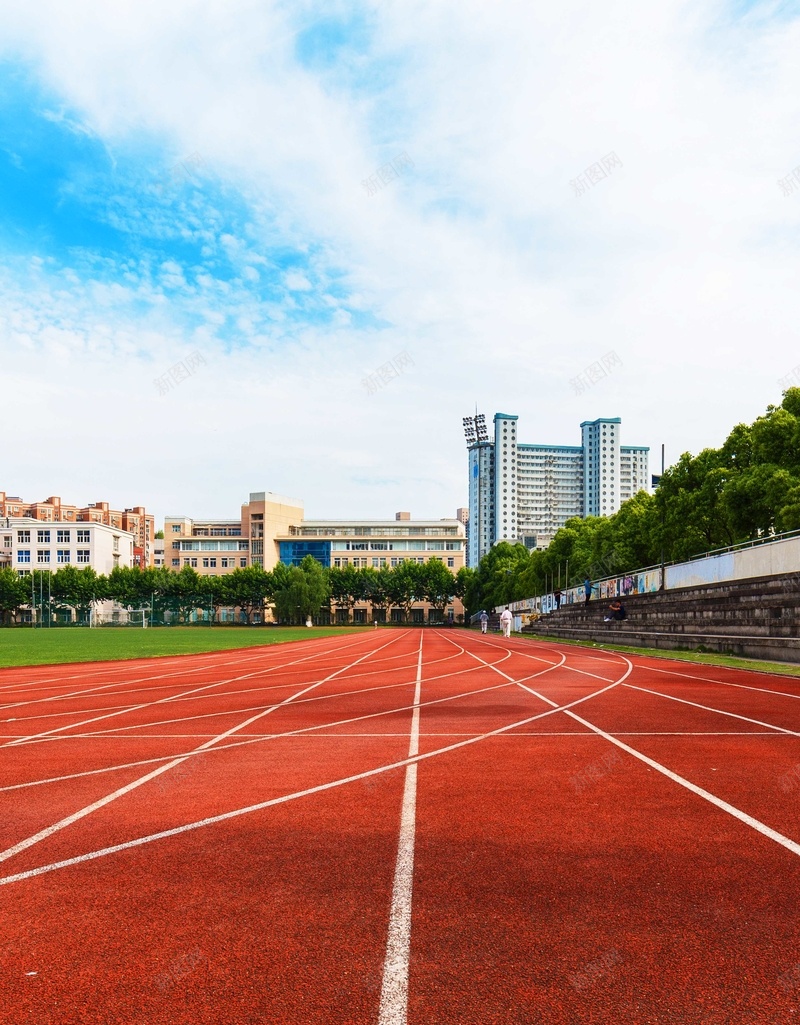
[463,412,493,567]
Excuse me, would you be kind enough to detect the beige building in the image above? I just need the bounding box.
[0,493,154,567]
[162,494,466,623]
[164,492,303,576]
[278,512,466,623]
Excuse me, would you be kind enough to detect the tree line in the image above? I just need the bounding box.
[458,390,800,615]
[0,556,464,626]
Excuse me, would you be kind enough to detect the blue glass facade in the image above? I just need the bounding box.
[279,540,332,567]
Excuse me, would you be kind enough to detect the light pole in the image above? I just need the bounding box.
[659,443,666,591]
[463,412,490,565]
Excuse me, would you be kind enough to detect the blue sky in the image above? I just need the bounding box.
[1,0,800,528]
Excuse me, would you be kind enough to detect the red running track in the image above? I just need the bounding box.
[4,629,800,1024]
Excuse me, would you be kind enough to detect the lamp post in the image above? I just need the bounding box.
[659,443,666,591]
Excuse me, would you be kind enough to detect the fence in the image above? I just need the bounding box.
[500,529,800,626]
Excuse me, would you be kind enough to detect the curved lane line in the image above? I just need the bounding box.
[0,646,630,887]
[623,682,800,737]
[0,635,405,865]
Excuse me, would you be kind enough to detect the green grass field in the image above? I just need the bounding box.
[0,626,365,668]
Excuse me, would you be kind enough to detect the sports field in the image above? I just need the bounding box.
[4,628,800,1023]
[0,625,363,668]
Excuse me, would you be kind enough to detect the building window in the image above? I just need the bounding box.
[77,530,90,544]
[17,550,30,564]
[191,558,198,567]
[17,530,30,543]
[447,558,454,568]
[37,530,50,543]
[221,558,230,568]
[172,558,180,567]
[37,550,51,564]
[172,524,182,532]
[240,558,247,567]
[76,550,90,564]
[57,530,70,543]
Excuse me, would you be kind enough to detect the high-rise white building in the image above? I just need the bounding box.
[464,413,649,564]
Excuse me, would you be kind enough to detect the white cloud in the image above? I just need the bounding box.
[0,0,799,527]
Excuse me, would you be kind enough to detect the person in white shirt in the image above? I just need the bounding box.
[500,608,513,638]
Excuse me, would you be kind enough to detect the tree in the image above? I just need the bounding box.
[164,565,205,623]
[272,557,330,624]
[455,566,480,619]
[328,565,367,622]
[420,559,458,619]
[225,566,274,624]
[363,566,390,621]
[51,566,102,622]
[386,560,426,622]
[0,569,30,625]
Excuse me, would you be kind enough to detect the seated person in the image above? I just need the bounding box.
[604,599,627,622]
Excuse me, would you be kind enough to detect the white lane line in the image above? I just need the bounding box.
[516,661,800,861]
[0,628,431,726]
[1,631,409,747]
[452,632,627,685]
[0,630,385,708]
[378,634,423,1025]
[564,707,800,859]
[622,683,800,737]
[0,648,441,726]
[3,643,527,749]
[636,663,800,702]
[0,652,564,790]
[0,635,402,865]
[0,645,593,886]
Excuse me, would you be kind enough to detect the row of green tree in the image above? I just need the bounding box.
[0,556,464,625]
[457,390,800,615]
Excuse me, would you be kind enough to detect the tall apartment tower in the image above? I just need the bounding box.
[464,413,649,563]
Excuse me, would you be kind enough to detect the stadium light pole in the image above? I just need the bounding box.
[463,411,490,566]
[659,443,666,591]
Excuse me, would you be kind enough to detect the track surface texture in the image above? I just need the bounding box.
[3,629,800,1024]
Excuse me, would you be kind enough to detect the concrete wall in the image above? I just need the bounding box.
[520,573,800,663]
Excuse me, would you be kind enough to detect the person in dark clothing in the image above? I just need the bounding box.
[604,599,627,622]
[554,588,562,610]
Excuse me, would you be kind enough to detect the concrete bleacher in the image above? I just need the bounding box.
[520,574,800,663]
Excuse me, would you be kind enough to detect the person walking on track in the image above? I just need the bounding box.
[479,610,489,634]
[500,607,513,638]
